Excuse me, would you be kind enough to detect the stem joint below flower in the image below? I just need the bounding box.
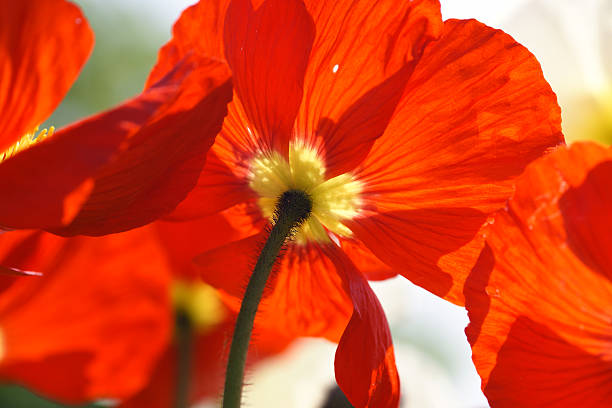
[274,189,313,228]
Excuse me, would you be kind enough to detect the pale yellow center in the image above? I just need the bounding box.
[171,280,225,332]
[0,126,55,164]
[249,140,363,244]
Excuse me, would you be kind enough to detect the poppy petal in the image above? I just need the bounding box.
[170,2,321,221]
[169,0,442,220]
[0,227,173,403]
[223,0,315,156]
[168,143,258,220]
[146,0,229,87]
[297,0,443,177]
[257,243,353,340]
[195,239,353,341]
[349,208,487,305]
[340,239,396,281]
[0,230,66,281]
[328,247,400,408]
[0,63,201,231]
[352,19,563,305]
[157,203,266,279]
[194,233,262,298]
[0,267,41,277]
[0,0,93,152]
[150,0,256,221]
[53,58,232,235]
[465,142,612,407]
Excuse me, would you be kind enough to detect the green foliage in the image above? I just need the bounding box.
[0,385,102,408]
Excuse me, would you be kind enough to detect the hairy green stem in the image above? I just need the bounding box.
[222,190,312,408]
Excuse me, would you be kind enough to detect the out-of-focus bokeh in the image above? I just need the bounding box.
[4,0,610,407]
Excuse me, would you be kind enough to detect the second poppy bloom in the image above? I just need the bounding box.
[0,222,288,407]
[465,142,612,407]
[0,0,232,235]
[155,0,564,406]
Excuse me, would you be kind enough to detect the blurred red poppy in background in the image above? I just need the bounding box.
[150,0,564,406]
[0,221,288,407]
[0,0,232,235]
[465,141,612,408]
[0,228,172,403]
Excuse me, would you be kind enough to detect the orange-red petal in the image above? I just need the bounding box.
[147,0,249,221]
[51,58,232,235]
[196,237,400,406]
[0,227,173,403]
[329,247,399,408]
[352,19,563,305]
[156,203,265,279]
[0,0,93,152]
[0,230,65,274]
[465,142,612,407]
[223,0,315,156]
[340,238,396,281]
[0,230,64,288]
[169,0,442,219]
[158,1,312,221]
[195,238,353,341]
[193,233,263,299]
[168,148,258,220]
[297,0,443,177]
[349,208,487,304]
[146,0,230,88]
[0,66,193,231]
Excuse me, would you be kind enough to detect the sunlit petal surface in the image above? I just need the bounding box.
[0,0,93,152]
[167,0,565,405]
[465,142,612,407]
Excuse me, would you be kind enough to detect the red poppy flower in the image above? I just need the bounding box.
[0,0,231,234]
[0,227,172,403]
[0,223,288,406]
[153,0,563,405]
[465,141,612,408]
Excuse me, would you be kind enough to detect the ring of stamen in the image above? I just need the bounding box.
[248,140,363,244]
[0,126,55,164]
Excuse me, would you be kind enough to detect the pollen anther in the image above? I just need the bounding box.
[0,126,55,164]
[249,141,363,244]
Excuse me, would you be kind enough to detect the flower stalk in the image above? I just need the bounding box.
[175,308,193,408]
[222,189,312,408]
